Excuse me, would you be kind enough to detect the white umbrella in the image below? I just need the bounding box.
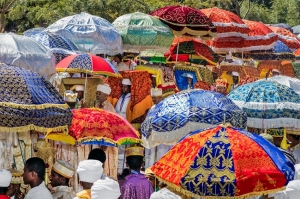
[260,75,300,95]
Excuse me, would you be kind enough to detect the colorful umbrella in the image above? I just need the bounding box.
[0,33,55,79]
[139,51,166,64]
[270,23,292,31]
[55,53,120,77]
[46,12,122,55]
[151,125,295,198]
[292,25,300,35]
[69,108,140,146]
[142,89,247,148]
[112,12,174,52]
[150,6,217,39]
[0,63,72,133]
[264,75,300,95]
[228,81,300,129]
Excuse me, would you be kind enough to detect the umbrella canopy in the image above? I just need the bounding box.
[56,54,120,77]
[151,125,294,198]
[264,75,300,94]
[0,63,72,133]
[228,81,300,129]
[150,5,217,38]
[292,25,300,35]
[142,89,247,148]
[201,7,249,38]
[268,25,300,51]
[271,23,292,31]
[46,12,122,55]
[112,12,174,52]
[69,108,140,146]
[0,33,55,79]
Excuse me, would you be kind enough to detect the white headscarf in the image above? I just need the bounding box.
[150,188,182,199]
[91,177,121,199]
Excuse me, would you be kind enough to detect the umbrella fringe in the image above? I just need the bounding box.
[153,174,286,199]
[55,68,122,77]
[0,125,69,134]
[77,137,141,146]
[0,102,70,110]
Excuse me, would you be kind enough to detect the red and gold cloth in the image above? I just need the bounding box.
[69,108,140,146]
[194,81,211,90]
[151,125,294,199]
[268,26,300,50]
[216,65,260,79]
[257,60,295,78]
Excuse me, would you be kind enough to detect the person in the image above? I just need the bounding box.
[74,160,103,199]
[123,56,137,70]
[0,169,12,199]
[150,75,157,88]
[185,74,194,90]
[119,146,154,199]
[74,85,85,109]
[91,177,121,199]
[215,78,228,95]
[150,186,182,199]
[272,69,280,76]
[7,169,23,199]
[230,71,239,91]
[145,168,159,192]
[95,84,115,112]
[15,157,52,199]
[151,88,163,105]
[88,148,118,181]
[113,54,129,71]
[115,79,131,119]
[49,160,75,199]
[287,133,300,163]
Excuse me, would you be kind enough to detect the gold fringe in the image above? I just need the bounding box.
[56,68,122,77]
[77,136,141,146]
[0,125,69,134]
[0,102,70,110]
[154,174,286,199]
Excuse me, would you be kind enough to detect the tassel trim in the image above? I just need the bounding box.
[77,136,141,146]
[0,125,69,134]
[55,68,121,77]
[0,102,70,110]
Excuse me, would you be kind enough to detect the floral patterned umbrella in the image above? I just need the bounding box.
[151,125,294,198]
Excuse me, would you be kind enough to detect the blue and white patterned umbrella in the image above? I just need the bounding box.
[46,12,122,55]
[142,89,247,148]
[261,75,300,95]
[228,81,300,129]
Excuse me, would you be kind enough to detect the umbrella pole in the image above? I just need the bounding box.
[84,73,87,103]
[139,51,141,65]
[176,36,180,63]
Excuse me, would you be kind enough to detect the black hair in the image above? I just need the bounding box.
[0,187,8,194]
[115,54,122,61]
[56,171,70,184]
[25,157,45,180]
[291,134,300,141]
[88,148,106,163]
[126,156,143,171]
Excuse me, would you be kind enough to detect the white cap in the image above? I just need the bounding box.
[187,74,193,79]
[91,177,121,199]
[226,54,232,60]
[151,74,156,77]
[0,169,12,187]
[77,160,103,183]
[272,69,280,73]
[122,79,131,86]
[75,85,85,91]
[151,88,163,97]
[64,90,77,103]
[97,84,111,95]
[232,71,239,76]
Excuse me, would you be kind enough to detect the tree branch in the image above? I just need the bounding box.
[243,0,251,19]
[239,0,246,7]
[4,0,18,11]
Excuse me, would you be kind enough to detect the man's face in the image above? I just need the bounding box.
[216,86,226,95]
[152,96,162,105]
[187,77,193,84]
[122,85,130,94]
[7,184,20,197]
[76,91,84,100]
[273,71,279,76]
[232,76,239,83]
[23,165,32,185]
[96,91,108,103]
[49,170,63,187]
[113,56,120,63]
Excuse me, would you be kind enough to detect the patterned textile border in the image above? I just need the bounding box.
[257,60,295,77]
[216,65,260,79]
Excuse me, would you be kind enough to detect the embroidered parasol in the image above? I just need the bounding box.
[150,5,217,39]
[228,81,300,129]
[151,125,295,198]
[69,108,140,146]
[0,63,72,133]
[262,75,300,95]
[142,89,247,148]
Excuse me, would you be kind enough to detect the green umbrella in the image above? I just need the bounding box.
[113,12,174,53]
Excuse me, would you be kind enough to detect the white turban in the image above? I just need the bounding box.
[232,71,239,76]
[97,84,111,95]
[91,177,121,199]
[75,85,85,91]
[150,188,181,199]
[122,79,131,85]
[186,74,193,79]
[77,160,103,183]
[151,88,162,97]
[0,169,12,187]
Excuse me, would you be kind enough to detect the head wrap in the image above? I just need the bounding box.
[91,177,121,199]
[122,79,131,86]
[125,146,144,157]
[0,169,12,187]
[272,69,280,73]
[97,84,111,95]
[52,160,75,179]
[151,88,163,97]
[77,160,103,183]
[232,71,239,77]
[186,74,193,79]
[75,85,85,91]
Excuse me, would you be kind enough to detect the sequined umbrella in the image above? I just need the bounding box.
[0,63,72,134]
[113,12,174,52]
[69,108,141,146]
[228,81,300,129]
[46,12,122,55]
[151,125,294,198]
[142,89,247,148]
[150,5,217,39]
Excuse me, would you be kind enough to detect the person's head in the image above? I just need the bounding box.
[96,84,111,103]
[287,133,300,145]
[88,148,106,166]
[75,85,85,100]
[122,56,130,65]
[231,72,239,84]
[7,169,23,197]
[151,88,163,105]
[77,160,103,190]
[273,137,283,148]
[121,79,131,94]
[23,157,45,186]
[212,72,218,81]
[0,169,12,195]
[186,74,193,85]
[91,177,121,199]
[113,54,122,64]
[125,146,144,171]
[272,69,280,76]
[145,168,159,190]
[50,160,74,187]
[215,79,227,95]
[259,133,274,144]
[151,75,156,87]
[121,168,130,177]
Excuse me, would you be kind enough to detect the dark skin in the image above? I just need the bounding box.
[95,91,108,108]
[273,137,283,148]
[216,86,227,95]
[151,77,156,88]
[232,76,239,85]
[49,170,69,187]
[272,71,280,76]
[7,184,20,197]
[80,181,93,190]
[75,91,84,101]
[122,85,130,95]
[113,56,121,64]
[152,96,162,105]
[287,134,300,148]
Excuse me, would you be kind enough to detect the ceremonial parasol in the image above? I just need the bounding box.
[56,53,120,77]
[263,75,300,95]
[0,33,55,79]
[151,125,295,198]
[142,89,247,148]
[46,12,122,55]
[69,108,140,146]
[228,81,300,129]
[151,5,217,39]
[112,12,174,52]
[0,63,72,133]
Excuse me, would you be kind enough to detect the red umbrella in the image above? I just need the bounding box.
[56,53,120,77]
[150,5,217,39]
